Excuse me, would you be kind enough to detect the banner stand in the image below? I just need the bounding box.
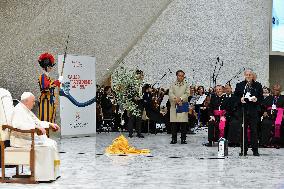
[58,54,96,137]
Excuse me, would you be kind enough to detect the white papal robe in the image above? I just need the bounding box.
[10,103,60,181]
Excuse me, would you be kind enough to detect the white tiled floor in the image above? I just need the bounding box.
[1,129,284,189]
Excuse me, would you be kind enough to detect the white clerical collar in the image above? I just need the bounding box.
[44,71,50,76]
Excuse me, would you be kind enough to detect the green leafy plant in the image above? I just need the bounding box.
[112,66,143,117]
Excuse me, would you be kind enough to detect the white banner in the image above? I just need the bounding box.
[58,54,96,137]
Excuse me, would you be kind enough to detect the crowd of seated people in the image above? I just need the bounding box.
[95,84,214,135]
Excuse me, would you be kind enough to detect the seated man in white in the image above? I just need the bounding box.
[10,92,60,182]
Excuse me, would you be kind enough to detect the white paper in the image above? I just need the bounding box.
[244,92,251,99]
[160,95,169,107]
[196,94,206,105]
[189,96,197,104]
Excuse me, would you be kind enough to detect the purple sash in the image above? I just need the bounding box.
[213,110,226,138]
[267,107,283,138]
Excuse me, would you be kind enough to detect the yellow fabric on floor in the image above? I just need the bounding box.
[105,135,150,155]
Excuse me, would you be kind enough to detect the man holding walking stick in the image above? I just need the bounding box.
[234,69,263,156]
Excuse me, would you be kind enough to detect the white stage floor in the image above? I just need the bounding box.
[1,128,284,189]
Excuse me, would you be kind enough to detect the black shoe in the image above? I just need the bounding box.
[170,140,177,144]
[275,145,280,149]
[181,140,187,144]
[137,134,144,138]
[205,142,213,147]
[253,151,260,156]
[252,149,260,156]
[128,134,133,138]
[239,151,248,156]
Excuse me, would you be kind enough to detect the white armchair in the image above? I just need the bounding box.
[0,88,37,184]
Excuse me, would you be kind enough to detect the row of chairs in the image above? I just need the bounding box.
[97,117,166,134]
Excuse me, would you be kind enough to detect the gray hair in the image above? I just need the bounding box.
[244,68,254,75]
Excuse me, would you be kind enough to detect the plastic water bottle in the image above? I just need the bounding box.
[218,138,228,158]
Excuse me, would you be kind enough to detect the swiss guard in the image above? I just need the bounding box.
[38,53,63,123]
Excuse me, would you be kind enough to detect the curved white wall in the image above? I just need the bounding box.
[123,0,270,90]
[0,0,170,98]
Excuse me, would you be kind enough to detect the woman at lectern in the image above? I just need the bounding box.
[38,52,63,123]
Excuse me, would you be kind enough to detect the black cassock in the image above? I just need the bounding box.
[207,94,228,142]
[224,95,242,144]
[234,80,263,151]
[101,94,113,119]
[261,95,284,146]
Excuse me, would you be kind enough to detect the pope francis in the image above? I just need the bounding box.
[10,92,60,182]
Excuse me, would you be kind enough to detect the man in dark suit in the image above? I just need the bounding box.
[234,69,263,156]
[261,84,284,148]
[128,70,145,138]
[101,86,113,119]
[206,85,228,146]
[224,84,233,140]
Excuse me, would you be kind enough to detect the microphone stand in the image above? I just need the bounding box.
[214,61,223,85]
[212,63,217,87]
[242,104,245,157]
[240,82,249,158]
[226,67,245,85]
[191,69,195,86]
[211,57,221,87]
[241,96,248,158]
[152,69,172,88]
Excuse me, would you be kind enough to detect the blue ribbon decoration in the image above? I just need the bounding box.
[59,82,96,107]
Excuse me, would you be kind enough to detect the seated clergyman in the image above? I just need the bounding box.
[10,92,60,181]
